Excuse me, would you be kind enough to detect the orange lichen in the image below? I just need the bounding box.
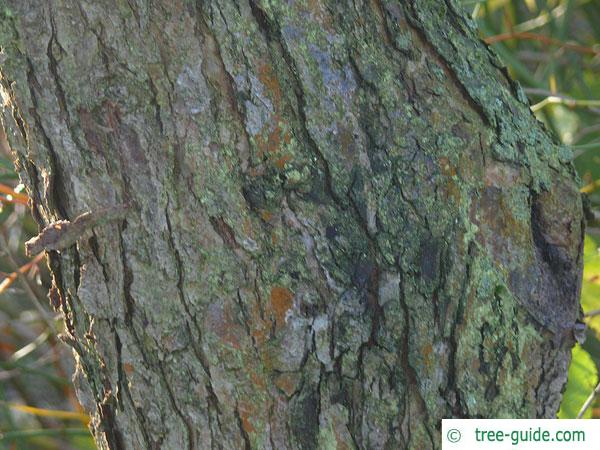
[260,347,275,371]
[283,130,292,144]
[270,286,294,327]
[258,63,282,105]
[251,321,270,346]
[260,210,273,222]
[445,179,461,202]
[438,157,461,201]
[274,154,292,169]
[207,302,243,349]
[253,63,289,159]
[267,126,282,153]
[438,156,457,177]
[243,217,252,235]
[249,369,267,390]
[274,372,300,397]
[123,363,135,376]
[237,402,256,433]
[422,343,433,370]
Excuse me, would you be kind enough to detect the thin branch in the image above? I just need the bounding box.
[584,308,600,318]
[531,96,600,112]
[0,183,28,204]
[523,88,563,97]
[484,31,600,56]
[577,381,600,419]
[512,2,568,33]
[9,329,50,362]
[0,252,44,295]
[0,400,89,423]
[0,230,57,333]
[523,89,600,118]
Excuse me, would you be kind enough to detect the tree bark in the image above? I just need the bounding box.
[0,1,584,449]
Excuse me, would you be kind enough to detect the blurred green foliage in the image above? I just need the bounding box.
[0,2,598,449]
[558,345,598,419]
[0,175,93,447]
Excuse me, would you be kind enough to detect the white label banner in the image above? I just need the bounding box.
[442,419,597,449]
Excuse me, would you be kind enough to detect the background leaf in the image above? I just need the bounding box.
[558,345,598,418]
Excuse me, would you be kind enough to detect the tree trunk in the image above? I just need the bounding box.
[0,1,584,448]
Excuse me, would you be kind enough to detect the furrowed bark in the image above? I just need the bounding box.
[0,1,583,449]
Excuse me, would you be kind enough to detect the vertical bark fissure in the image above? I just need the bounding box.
[443,239,475,417]
[163,201,224,404]
[156,360,195,450]
[194,1,252,172]
[24,58,66,218]
[234,402,253,450]
[403,0,492,127]
[115,232,163,449]
[113,331,126,411]
[397,269,433,437]
[247,0,345,208]
[46,14,69,125]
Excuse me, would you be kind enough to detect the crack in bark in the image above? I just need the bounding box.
[195,1,252,173]
[113,332,126,412]
[25,57,69,219]
[443,239,476,417]
[234,402,252,450]
[208,215,241,250]
[147,76,164,135]
[396,269,432,437]
[46,13,69,123]
[236,288,262,356]
[404,0,491,128]
[157,360,196,450]
[247,0,345,209]
[164,202,225,444]
[112,234,155,448]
